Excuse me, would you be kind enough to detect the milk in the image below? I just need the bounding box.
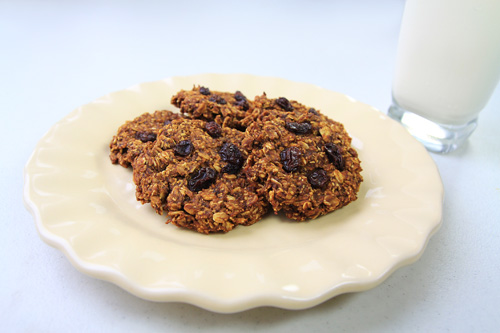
[392,0,500,126]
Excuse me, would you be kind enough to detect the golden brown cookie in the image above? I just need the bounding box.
[109,110,182,167]
[242,96,363,221]
[132,118,269,234]
[171,86,253,129]
[240,93,330,127]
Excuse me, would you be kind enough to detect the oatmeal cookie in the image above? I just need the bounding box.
[171,86,253,129]
[241,93,330,127]
[242,97,362,221]
[132,118,269,234]
[109,110,182,167]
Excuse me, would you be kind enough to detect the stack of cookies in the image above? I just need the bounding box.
[109,86,363,234]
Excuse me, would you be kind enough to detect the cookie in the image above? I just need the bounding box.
[171,86,253,129]
[109,110,182,167]
[242,96,362,221]
[132,118,269,234]
[240,93,330,127]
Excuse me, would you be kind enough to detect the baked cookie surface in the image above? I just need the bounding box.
[109,110,182,167]
[241,93,331,127]
[171,86,253,129]
[242,96,363,221]
[132,118,269,234]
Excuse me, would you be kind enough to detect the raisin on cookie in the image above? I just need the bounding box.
[132,118,269,234]
[109,110,182,167]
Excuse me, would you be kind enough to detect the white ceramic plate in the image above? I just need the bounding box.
[24,73,443,313]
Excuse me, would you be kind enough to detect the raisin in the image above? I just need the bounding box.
[234,91,246,101]
[174,140,194,156]
[308,168,329,189]
[164,120,172,126]
[276,97,294,111]
[187,167,217,192]
[308,108,319,115]
[234,99,250,110]
[285,121,312,134]
[135,131,156,143]
[219,142,244,174]
[280,147,301,172]
[233,91,250,110]
[324,143,345,171]
[209,94,227,105]
[205,121,222,138]
[222,162,242,174]
[199,86,211,95]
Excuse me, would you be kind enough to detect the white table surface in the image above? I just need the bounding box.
[2,0,499,331]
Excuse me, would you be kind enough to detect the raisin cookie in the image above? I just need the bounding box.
[242,96,363,221]
[171,86,253,129]
[241,93,330,127]
[132,118,269,234]
[109,110,182,167]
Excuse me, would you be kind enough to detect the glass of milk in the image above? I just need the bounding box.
[388,0,500,153]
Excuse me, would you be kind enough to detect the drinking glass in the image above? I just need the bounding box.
[388,0,500,153]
